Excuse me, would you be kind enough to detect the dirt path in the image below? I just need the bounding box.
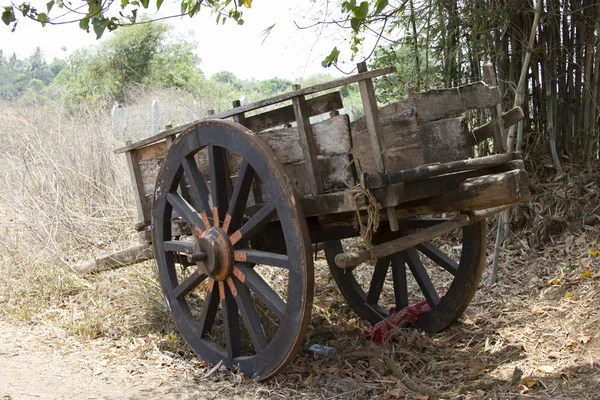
[0,320,220,400]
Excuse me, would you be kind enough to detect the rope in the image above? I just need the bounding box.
[342,158,381,261]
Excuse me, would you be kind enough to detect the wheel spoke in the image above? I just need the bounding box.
[390,252,409,309]
[416,241,458,275]
[173,269,208,298]
[197,283,220,337]
[366,257,390,305]
[224,160,255,233]
[163,240,195,254]
[230,200,276,245]
[221,281,241,359]
[404,248,440,307]
[208,145,230,223]
[234,250,289,269]
[236,263,286,319]
[182,155,211,216]
[232,277,268,353]
[167,192,203,228]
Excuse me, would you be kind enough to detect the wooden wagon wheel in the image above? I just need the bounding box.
[152,120,313,379]
[324,218,486,333]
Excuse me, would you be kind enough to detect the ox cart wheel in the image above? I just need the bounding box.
[152,120,313,379]
[325,218,486,333]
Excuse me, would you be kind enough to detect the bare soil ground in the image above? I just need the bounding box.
[2,223,600,400]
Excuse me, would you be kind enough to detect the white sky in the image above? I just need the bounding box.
[0,0,383,81]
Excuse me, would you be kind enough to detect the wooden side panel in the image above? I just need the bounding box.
[257,114,351,165]
[420,118,473,164]
[245,91,343,133]
[351,101,473,173]
[283,154,354,197]
[414,81,501,123]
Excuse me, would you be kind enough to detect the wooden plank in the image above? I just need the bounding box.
[472,106,525,144]
[114,66,396,154]
[365,152,521,189]
[283,154,353,197]
[420,117,473,164]
[394,169,531,218]
[74,244,153,275]
[257,114,351,164]
[352,117,473,173]
[413,81,501,123]
[357,62,388,173]
[245,91,343,133]
[136,141,168,162]
[356,61,398,231]
[292,85,324,194]
[482,64,507,151]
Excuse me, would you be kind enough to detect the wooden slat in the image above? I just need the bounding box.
[482,64,507,151]
[245,91,343,133]
[292,85,324,194]
[282,154,353,197]
[413,81,501,123]
[257,114,351,165]
[114,66,396,154]
[472,106,524,144]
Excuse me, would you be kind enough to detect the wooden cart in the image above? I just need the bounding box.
[111,63,530,379]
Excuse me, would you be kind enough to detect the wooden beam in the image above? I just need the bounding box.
[472,106,524,144]
[414,81,501,123]
[245,91,343,133]
[74,244,153,275]
[125,142,150,228]
[292,84,324,194]
[482,64,507,151]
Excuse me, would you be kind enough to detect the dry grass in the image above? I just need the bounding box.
[1,99,599,399]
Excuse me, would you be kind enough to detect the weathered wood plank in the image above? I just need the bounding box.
[413,81,501,123]
[352,116,473,173]
[394,169,531,218]
[472,106,524,144]
[292,85,324,194]
[245,91,343,133]
[284,154,354,197]
[257,114,351,165]
[114,66,396,154]
[74,244,153,275]
[420,117,473,164]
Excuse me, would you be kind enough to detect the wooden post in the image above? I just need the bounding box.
[292,84,325,194]
[125,140,150,243]
[232,100,263,203]
[356,62,399,231]
[482,64,507,152]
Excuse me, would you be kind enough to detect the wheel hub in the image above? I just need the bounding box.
[195,226,234,281]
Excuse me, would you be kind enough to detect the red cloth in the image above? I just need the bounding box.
[363,299,432,343]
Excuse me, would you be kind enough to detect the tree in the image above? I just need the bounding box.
[51,21,205,103]
[2,0,252,39]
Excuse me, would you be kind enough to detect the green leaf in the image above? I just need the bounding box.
[37,12,48,27]
[321,46,340,68]
[237,18,244,25]
[140,0,149,8]
[92,17,107,39]
[120,0,129,7]
[46,0,54,12]
[374,0,388,15]
[350,17,360,31]
[156,0,164,11]
[354,1,369,19]
[2,6,16,26]
[79,17,89,31]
